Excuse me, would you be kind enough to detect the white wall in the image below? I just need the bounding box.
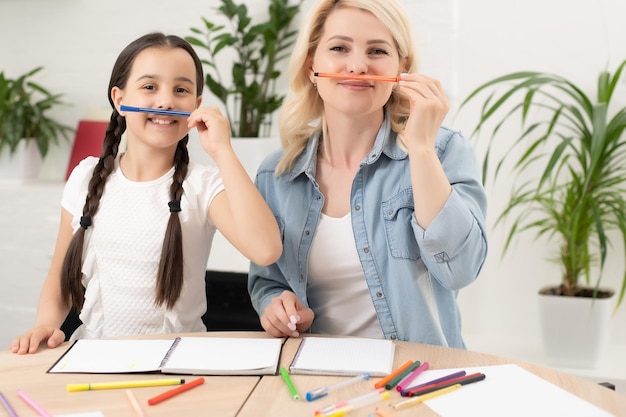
[1,0,625,379]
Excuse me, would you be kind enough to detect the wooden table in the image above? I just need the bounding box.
[1,332,624,417]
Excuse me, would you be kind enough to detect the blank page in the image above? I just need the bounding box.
[161,337,283,375]
[289,337,395,376]
[409,364,614,417]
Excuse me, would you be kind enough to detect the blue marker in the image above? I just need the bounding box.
[306,373,370,402]
[120,105,191,117]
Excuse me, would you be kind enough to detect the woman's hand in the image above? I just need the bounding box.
[260,291,314,338]
[397,73,450,149]
[10,326,66,354]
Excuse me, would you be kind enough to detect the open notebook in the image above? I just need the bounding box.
[289,337,395,376]
[48,337,283,376]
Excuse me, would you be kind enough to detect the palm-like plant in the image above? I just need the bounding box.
[459,59,626,310]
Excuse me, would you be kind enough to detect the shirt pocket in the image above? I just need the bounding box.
[382,188,420,261]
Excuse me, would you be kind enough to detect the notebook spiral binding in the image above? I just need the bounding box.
[159,337,182,369]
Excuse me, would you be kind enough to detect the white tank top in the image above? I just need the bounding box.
[307,213,384,338]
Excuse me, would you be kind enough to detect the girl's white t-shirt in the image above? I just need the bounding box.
[307,213,385,338]
[62,156,224,339]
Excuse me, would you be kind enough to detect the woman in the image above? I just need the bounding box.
[248,0,487,348]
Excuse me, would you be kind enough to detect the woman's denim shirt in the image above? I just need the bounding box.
[248,116,488,348]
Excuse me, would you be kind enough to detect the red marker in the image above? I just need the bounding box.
[147,377,205,406]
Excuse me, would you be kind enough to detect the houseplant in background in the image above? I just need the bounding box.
[185,0,303,307]
[186,0,302,138]
[0,66,73,180]
[459,59,626,368]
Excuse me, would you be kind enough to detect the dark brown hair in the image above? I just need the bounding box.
[60,33,204,311]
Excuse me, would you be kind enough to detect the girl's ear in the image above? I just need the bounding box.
[196,96,202,109]
[111,86,125,115]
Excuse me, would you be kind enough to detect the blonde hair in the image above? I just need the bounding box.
[275,0,419,175]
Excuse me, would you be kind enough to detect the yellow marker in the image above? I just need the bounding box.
[67,378,184,392]
[392,383,461,409]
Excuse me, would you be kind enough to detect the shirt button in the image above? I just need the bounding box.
[376,292,382,298]
[355,205,361,211]
[363,247,370,253]
[299,274,304,281]
[390,334,397,340]
[305,230,310,235]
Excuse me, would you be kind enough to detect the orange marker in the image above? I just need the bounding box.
[375,406,397,417]
[147,377,205,406]
[313,72,401,82]
[374,360,414,389]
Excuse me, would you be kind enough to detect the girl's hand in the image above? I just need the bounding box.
[187,107,232,157]
[397,73,450,149]
[10,327,66,354]
[260,291,314,338]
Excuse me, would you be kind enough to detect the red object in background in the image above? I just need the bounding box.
[65,120,108,180]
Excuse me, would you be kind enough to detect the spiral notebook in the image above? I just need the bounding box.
[47,337,283,375]
[289,337,395,376]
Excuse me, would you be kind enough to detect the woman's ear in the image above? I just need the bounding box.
[306,57,316,84]
[400,57,410,74]
[196,96,202,109]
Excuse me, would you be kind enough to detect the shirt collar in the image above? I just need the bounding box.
[287,112,407,182]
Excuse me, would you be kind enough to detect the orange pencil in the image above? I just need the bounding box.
[147,377,205,406]
[374,360,414,389]
[313,72,401,82]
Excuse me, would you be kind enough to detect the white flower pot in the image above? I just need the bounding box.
[0,139,43,182]
[538,289,613,368]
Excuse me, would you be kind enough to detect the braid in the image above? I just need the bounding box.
[60,113,125,311]
[155,136,190,308]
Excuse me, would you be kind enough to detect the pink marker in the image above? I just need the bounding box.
[396,361,430,392]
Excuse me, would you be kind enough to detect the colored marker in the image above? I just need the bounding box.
[120,105,191,117]
[400,369,465,396]
[313,72,401,83]
[396,361,429,392]
[0,391,19,417]
[393,383,462,409]
[67,377,185,392]
[17,389,52,417]
[279,366,300,400]
[147,377,205,405]
[306,373,370,401]
[321,389,391,417]
[374,360,413,389]
[385,360,421,390]
[375,406,397,417]
[405,372,486,397]
[126,390,145,417]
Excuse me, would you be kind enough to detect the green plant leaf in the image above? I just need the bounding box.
[458,59,626,310]
[187,0,303,137]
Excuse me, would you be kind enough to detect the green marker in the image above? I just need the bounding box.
[279,366,300,400]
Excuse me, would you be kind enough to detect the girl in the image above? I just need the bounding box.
[11,33,281,354]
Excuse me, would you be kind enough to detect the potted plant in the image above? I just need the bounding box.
[0,66,73,180]
[185,0,302,138]
[459,59,626,368]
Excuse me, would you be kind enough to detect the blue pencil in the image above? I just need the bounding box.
[120,105,191,117]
